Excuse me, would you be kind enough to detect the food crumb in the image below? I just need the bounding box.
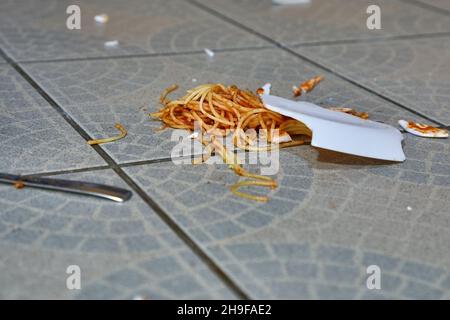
[328,107,369,119]
[14,181,25,189]
[256,87,265,95]
[293,75,324,97]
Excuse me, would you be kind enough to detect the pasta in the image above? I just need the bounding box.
[87,123,128,145]
[151,83,313,202]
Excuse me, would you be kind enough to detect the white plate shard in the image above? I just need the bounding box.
[398,120,448,138]
[94,14,109,24]
[261,93,406,162]
[104,40,119,47]
[271,131,292,144]
[260,83,271,95]
[204,48,215,57]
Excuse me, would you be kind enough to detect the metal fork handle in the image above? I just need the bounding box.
[0,174,132,203]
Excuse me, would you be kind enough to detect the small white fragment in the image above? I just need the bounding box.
[132,295,146,300]
[94,14,109,24]
[262,83,271,95]
[407,206,412,211]
[192,78,197,83]
[271,132,292,144]
[398,120,448,138]
[104,40,119,47]
[188,131,199,139]
[257,83,271,96]
[204,48,215,57]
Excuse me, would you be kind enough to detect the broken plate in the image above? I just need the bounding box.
[398,120,448,138]
[261,92,406,162]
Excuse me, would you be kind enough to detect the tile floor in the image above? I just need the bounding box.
[0,0,449,299]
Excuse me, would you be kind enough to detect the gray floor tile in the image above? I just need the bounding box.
[123,126,450,298]
[20,47,442,164]
[293,37,450,126]
[2,0,450,300]
[0,64,105,174]
[197,0,450,45]
[0,0,266,62]
[411,0,450,12]
[0,169,235,299]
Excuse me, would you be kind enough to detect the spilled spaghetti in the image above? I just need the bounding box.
[150,82,316,202]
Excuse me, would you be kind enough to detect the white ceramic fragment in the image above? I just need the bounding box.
[204,48,215,57]
[271,131,292,144]
[94,14,109,24]
[398,120,448,138]
[104,40,119,47]
[261,93,406,162]
[260,83,271,95]
[187,131,199,139]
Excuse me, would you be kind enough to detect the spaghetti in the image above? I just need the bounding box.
[87,123,128,145]
[151,83,313,202]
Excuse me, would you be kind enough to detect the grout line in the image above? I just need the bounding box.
[0,47,250,300]
[108,166,249,299]
[186,0,448,128]
[28,157,193,177]
[399,0,450,16]
[26,165,111,177]
[119,157,175,168]
[292,31,450,48]
[33,140,318,177]
[17,45,274,65]
[15,30,450,65]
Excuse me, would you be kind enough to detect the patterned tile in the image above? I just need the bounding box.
[67,242,450,299]
[77,250,237,299]
[0,0,266,62]
[20,47,441,164]
[0,64,105,174]
[197,0,450,45]
[0,169,235,299]
[2,0,450,300]
[294,37,450,126]
[411,0,450,12]
[120,105,450,298]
